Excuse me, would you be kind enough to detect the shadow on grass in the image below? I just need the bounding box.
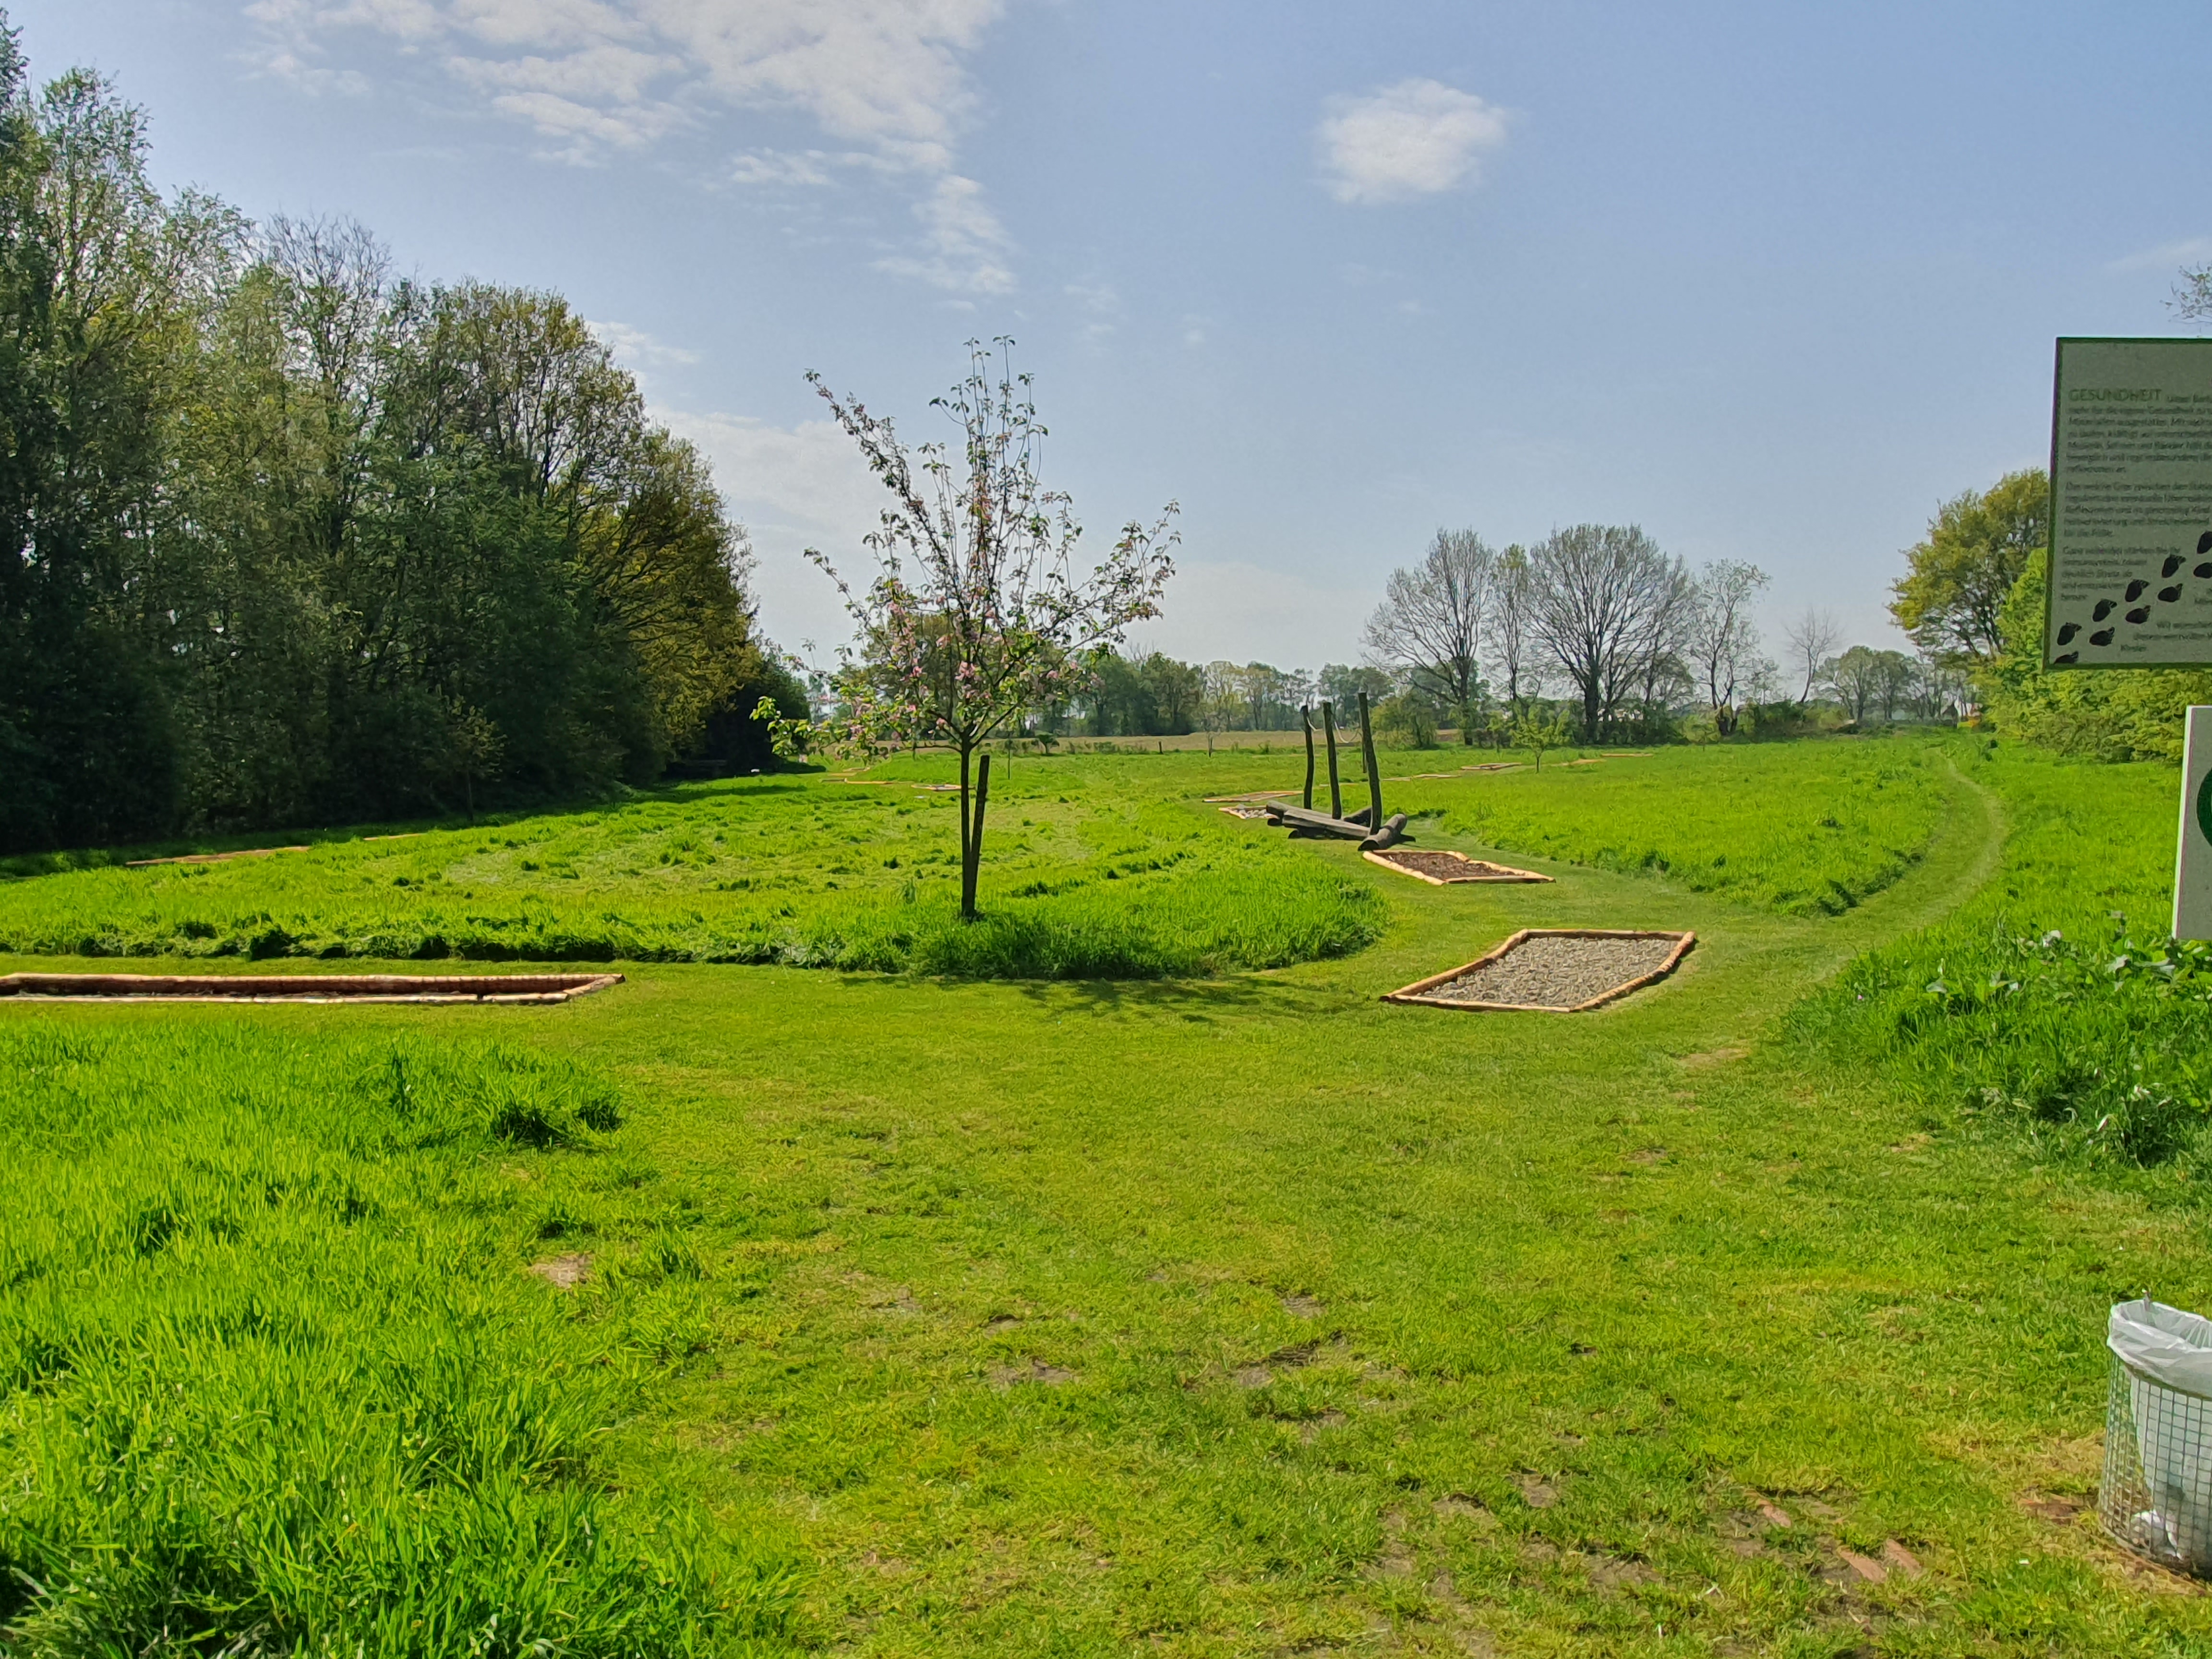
[996,970,1350,1022]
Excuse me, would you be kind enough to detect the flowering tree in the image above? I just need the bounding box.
[801,341,1177,919]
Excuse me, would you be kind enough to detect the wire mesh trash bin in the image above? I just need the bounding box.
[2101,1298,2212,1573]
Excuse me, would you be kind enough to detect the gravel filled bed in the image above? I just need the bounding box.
[1417,933,1686,1008]
[1370,849,1547,883]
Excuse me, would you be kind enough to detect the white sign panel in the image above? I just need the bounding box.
[2049,338,2212,668]
[2177,707,2212,940]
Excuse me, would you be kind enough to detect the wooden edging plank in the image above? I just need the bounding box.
[0,972,625,1004]
[1379,930,1695,1013]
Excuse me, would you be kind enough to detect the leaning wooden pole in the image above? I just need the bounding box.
[1300,706,1316,810]
[1358,691,1383,827]
[1322,701,1343,819]
[963,751,992,917]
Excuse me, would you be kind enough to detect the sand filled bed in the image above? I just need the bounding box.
[1383,930,1693,1012]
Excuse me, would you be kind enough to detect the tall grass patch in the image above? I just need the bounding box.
[0,759,1383,978]
[1397,738,1953,915]
[0,1022,793,1655]
[1788,742,2212,1167]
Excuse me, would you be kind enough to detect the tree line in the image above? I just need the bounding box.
[0,30,797,854]
[1046,528,1963,749]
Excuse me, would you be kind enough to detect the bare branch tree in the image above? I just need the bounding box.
[1486,543,1540,721]
[1362,528,1494,744]
[1627,554,1697,730]
[1687,559,1770,733]
[1783,607,1842,708]
[1527,524,1679,743]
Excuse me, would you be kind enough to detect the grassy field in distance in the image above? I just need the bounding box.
[1398,738,1955,916]
[4,734,2211,1654]
[0,739,1949,971]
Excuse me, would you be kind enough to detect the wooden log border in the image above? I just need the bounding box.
[1361,849,1554,886]
[1381,928,1695,1013]
[0,972,625,1004]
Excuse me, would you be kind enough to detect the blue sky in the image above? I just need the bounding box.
[24,0,2212,670]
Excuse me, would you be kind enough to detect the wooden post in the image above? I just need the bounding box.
[1300,706,1316,810]
[1322,701,1343,819]
[1358,691,1383,827]
[963,751,992,915]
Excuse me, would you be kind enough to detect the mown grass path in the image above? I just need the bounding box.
[5,744,2207,1656]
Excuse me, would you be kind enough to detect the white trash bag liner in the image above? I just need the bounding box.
[2103,1298,2212,1572]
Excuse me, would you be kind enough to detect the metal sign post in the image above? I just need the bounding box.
[2177,708,2212,940]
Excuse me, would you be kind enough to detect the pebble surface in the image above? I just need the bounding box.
[1420,934,1683,1008]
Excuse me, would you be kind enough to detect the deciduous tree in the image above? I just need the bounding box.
[1527,524,1682,743]
[1687,560,1770,734]
[1363,528,1493,742]
[1783,607,1842,709]
[1889,469,2047,666]
[803,340,1176,917]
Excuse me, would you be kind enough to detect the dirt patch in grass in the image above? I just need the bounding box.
[1384,930,1694,1013]
[126,845,310,867]
[529,1252,592,1288]
[990,1359,1076,1388]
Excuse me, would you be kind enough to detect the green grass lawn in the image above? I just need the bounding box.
[5,734,2212,1655]
[1395,738,1954,916]
[0,754,1391,976]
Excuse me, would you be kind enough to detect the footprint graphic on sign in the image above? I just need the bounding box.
[2058,622,2081,645]
[2167,555,2187,577]
[2095,599,2118,621]
[2128,606,2152,624]
[2163,585,2184,602]
[2128,579,2150,601]
[2092,628,2116,645]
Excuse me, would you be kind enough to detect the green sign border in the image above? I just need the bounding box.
[2047,336,2212,671]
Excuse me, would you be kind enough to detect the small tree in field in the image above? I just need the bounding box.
[802,341,1177,918]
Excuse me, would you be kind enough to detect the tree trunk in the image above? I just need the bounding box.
[961,750,992,919]
[1301,707,1315,810]
[957,743,974,918]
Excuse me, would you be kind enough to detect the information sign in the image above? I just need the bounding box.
[2177,707,2212,940]
[2048,337,2212,668]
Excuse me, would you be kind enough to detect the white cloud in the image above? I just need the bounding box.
[590,320,701,376]
[246,0,1017,281]
[1316,78,1508,205]
[2109,236,2212,274]
[730,147,841,187]
[660,408,886,649]
[874,173,1015,294]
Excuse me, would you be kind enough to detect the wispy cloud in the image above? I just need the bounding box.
[590,319,701,377]
[2108,236,2212,274]
[874,173,1015,294]
[1317,78,1508,206]
[245,0,1019,288]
